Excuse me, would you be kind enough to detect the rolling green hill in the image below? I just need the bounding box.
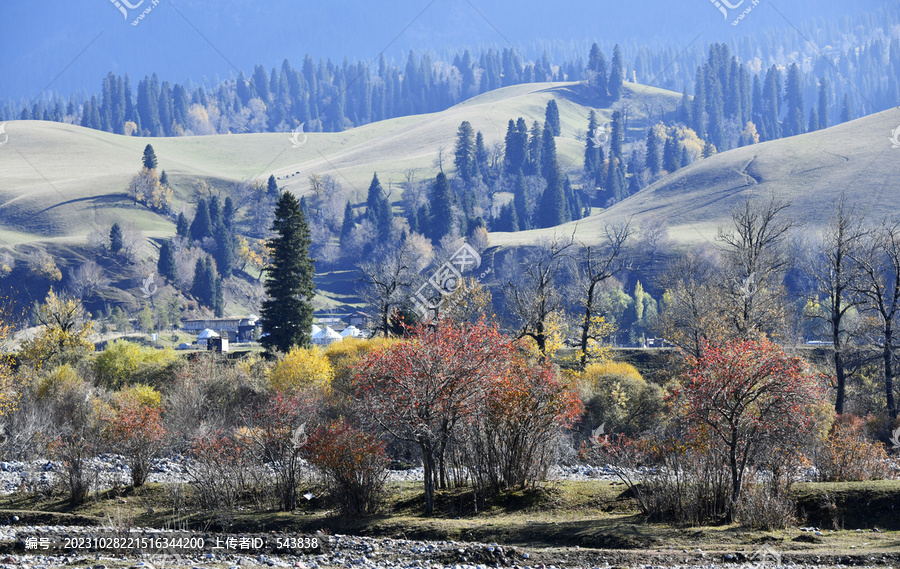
[491,107,900,248]
[0,80,680,248]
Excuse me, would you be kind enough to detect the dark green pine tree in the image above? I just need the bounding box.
[340,201,355,248]
[587,43,609,97]
[375,195,393,244]
[429,172,454,242]
[159,170,168,186]
[705,66,726,150]
[261,192,316,353]
[497,202,519,232]
[540,120,558,182]
[526,121,542,176]
[537,170,566,228]
[157,239,178,283]
[680,146,690,168]
[608,45,625,100]
[222,197,235,230]
[662,136,679,173]
[763,66,782,139]
[513,172,530,231]
[503,119,526,174]
[627,151,643,196]
[610,110,625,164]
[584,111,601,182]
[545,100,561,136]
[213,221,235,277]
[214,279,225,318]
[679,88,693,125]
[818,77,830,129]
[267,175,280,198]
[808,108,819,132]
[784,63,805,137]
[192,256,217,307]
[563,176,577,222]
[365,173,384,217]
[208,195,221,228]
[474,132,489,183]
[142,144,158,170]
[840,93,852,123]
[453,121,477,185]
[109,223,124,254]
[176,212,190,239]
[691,66,708,139]
[191,258,206,303]
[645,128,662,177]
[190,198,213,242]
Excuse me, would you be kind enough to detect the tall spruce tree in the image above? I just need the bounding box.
[608,45,625,100]
[429,172,454,241]
[340,201,355,248]
[214,220,235,277]
[157,240,178,283]
[840,93,852,123]
[818,77,830,129]
[176,212,190,239]
[110,223,123,254]
[784,63,805,137]
[261,191,316,352]
[545,100,561,136]
[142,144,158,170]
[190,198,213,242]
[646,127,662,177]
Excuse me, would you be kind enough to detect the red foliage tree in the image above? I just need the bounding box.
[248,391,318,511]
[353,319,515,514]
[676,339,825,511]
[304,418,388,516]
[105,398,167,488]
[468,357,583,490]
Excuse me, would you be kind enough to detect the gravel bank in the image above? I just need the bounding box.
[0,527,894,569]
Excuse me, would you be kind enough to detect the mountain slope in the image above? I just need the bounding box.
[491,107,900,248]
[0,80,679,247]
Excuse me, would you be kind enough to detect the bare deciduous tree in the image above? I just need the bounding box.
[800,195,868,414]
[503,234,574,358]
[716,196,798,339]
[358,241,418,337]
[851,218,900,419]
[573,221,632,368]
[69,261,108,300]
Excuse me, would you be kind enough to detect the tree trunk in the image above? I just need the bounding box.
[580,283,596,370]
[885,325,896,418]
[421,442,435,515]
[834,349,846,415]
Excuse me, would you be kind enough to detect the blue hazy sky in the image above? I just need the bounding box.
[1,0,888,101]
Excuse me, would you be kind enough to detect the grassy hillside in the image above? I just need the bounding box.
[491,107,900,248]
[0,81,680,248]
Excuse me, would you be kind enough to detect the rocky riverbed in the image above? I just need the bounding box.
[0,527,894,569]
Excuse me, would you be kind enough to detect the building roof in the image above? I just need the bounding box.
[340,325,361,337]
[312,325,342,340]
[196,328,220,340]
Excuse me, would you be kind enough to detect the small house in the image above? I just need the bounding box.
[196,328,220,347]
[311,325,342,346]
